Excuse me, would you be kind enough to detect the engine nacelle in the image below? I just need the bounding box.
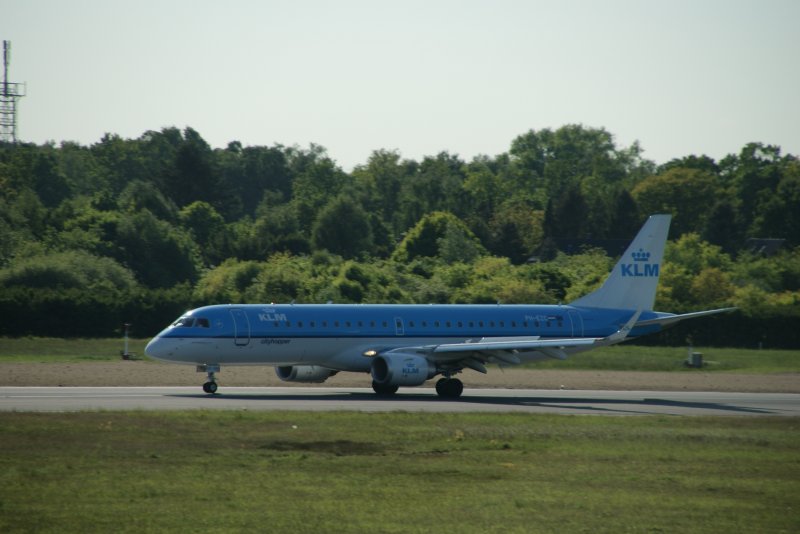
[275,365,336,383]
[371,354,434,387]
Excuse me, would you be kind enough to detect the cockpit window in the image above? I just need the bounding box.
[196,318,210,328]
[172,317,195,328]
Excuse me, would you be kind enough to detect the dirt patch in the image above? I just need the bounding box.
[2,361,798,393]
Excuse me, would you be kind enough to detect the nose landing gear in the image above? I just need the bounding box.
[197,364,220,394]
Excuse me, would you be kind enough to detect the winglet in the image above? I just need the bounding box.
[597,309,642,346]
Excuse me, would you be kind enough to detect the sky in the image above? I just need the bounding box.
[4,0,799,170]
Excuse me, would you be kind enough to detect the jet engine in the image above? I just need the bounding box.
[275,365,336,383]
[371,354,435,387]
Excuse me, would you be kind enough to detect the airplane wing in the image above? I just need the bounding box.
[381,311,642,373]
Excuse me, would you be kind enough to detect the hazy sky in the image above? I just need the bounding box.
[4,0,799,169]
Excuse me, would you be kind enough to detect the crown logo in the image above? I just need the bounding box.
[631,248,650,262]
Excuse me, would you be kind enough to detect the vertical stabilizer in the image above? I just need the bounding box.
[571,214,671,311]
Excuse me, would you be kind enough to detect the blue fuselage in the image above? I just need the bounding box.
[146,303,665,370]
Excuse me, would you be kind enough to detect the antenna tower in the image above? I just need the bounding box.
[1,40,26,143]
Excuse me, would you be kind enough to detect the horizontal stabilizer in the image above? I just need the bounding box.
[634,307,736,328]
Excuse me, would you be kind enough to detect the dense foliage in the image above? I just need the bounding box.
[1,125,798,345]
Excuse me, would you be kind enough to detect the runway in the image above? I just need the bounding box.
[2,386,799,416]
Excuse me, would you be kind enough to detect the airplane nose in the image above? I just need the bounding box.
[145,337,168,361]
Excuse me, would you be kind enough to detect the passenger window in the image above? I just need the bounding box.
[469,321,474,328]
[457,321,462,328]
[382,321,388,327]
[446,321,451,328]
[409,321,415,327]
[298,321,303,328]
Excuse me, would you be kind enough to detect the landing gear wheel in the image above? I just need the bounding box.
[372,381,399,396]
[200,365,220,394]
[435,378,463,398]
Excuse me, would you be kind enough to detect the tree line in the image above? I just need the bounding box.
[1,125,798,346]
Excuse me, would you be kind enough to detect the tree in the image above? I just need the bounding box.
[721,143,784,229]
[118,179,178,221]
[631,167,721,236]
[487,202,543,264]
[218,144,292,217]
[291,153,349,231]
[438,221,485,264]
[311,196,373,259]
[396,152,467,231]
[116,210,201,288]
[179,201,228,265]
[702,200,742,255]
[352,149,410,227]
[162,128,228,212]
[31,149,70,208]
[751,163,800,245]
[0,250,137,292]
[194,258,264,302]
[605,189,641,239]
[546,182,589,238]
[392,211,485,263]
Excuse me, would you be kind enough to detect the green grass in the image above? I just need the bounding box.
[0,412,797,533]
[2,338,798,373]
[0,337,151,363]
[531,344,800,373]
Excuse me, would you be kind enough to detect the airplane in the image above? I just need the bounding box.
[144,214,734,398]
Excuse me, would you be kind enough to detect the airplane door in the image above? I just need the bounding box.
[568,310,584,337]
[394,317,405,336]
[230,308,250,346]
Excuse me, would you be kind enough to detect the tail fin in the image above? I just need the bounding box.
[571,214,671,311]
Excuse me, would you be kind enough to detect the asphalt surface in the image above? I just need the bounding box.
[2,386,799,416]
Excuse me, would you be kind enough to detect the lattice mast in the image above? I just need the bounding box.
[1,40,26,143]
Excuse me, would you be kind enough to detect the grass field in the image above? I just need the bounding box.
[0,412,797,533]
[1,337,798,373]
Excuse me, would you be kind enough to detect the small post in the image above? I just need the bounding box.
[121,323,133,360]
[684,336,703,368]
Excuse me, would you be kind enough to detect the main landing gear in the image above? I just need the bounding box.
[371,377,465,398]
[435,377,464,399]
[372,381,399,396]
[197,364,220,394]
